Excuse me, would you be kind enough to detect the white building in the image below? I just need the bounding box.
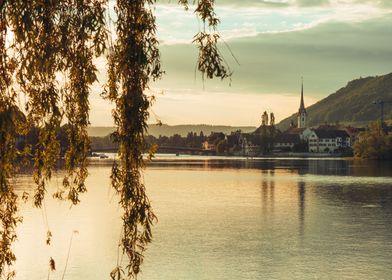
[308,129,351,153]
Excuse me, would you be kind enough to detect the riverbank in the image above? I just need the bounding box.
[89,151,354,161]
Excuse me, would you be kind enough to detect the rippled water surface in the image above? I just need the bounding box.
[13,157,392,279]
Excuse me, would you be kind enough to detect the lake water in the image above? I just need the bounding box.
[12,157,392,280]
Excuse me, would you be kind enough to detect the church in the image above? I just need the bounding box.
[275,80,351,153]
[298,79,307,128]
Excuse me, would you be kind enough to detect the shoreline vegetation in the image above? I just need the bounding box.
[354,122,392,160]
[14,121,392,161]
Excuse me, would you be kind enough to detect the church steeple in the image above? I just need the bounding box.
[298,78,307,128]
[299,77,306,114]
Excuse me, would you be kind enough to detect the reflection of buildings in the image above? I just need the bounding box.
[307,159,352,176]
[298,181,306,236]
[259,169,307,237]
[217,158,392,177]
[261,170,275,219]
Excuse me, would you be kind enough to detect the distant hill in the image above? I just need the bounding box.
[88,124,257,137]
[277,73,392,130]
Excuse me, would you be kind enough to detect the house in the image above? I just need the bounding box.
[285,127,313,141]
[202,132,225,151]
[308,129,351,153]
[343,126,365,145]
[202,141,216,151]
[274,133,301,151]
[239,133,261,157]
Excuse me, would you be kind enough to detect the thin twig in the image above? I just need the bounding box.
[62,230,78,280]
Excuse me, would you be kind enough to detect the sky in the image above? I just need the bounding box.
[90,0,392,127]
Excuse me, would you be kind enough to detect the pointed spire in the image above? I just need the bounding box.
[299,77,306,113]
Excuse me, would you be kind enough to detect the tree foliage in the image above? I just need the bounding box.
[354,122,392,160]
[216,139,228,155]
[0,6,22,279]
[0,0,230,279]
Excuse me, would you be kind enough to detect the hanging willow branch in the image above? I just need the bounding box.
[0,3,22,279]
[56,0,107,204]
[180,0,232,80]
[8,0,63,208]
[105,1,231,279]
[0,0,231,279]
[103,0,162,278]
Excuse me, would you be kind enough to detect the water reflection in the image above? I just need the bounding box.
[261,170,275,222]
[298,181,306,237]
[314,183,392,209]
[270,170,275,214]
[11,158,392,280]
[144,156,392,178]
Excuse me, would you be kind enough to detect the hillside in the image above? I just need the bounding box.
[277,73,392,130]
[88,124,257,137]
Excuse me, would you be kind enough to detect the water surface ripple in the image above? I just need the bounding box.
[13,157,392,280]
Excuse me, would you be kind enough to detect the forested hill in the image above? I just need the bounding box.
[88,124,257,137]
[277,73,392,130]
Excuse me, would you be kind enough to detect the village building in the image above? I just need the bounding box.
[222,80,360,156]
[274,81,311,152]
[202,141,216,151]
[240,135,261,157]
[278,81,354,154]
[344,126,365,145]
[233,133,262,156]
[274,133,301,151]
[202,132,225,151]
[285,127,313,141]
[308,129,351,153]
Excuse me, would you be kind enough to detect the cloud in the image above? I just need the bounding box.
[154,1,392,45]
[106,1,392,45]
[91,0,392,126]
[296,0,330,6]
[155,14,392,100]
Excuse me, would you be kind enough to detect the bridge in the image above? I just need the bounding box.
[91,145,216,155]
